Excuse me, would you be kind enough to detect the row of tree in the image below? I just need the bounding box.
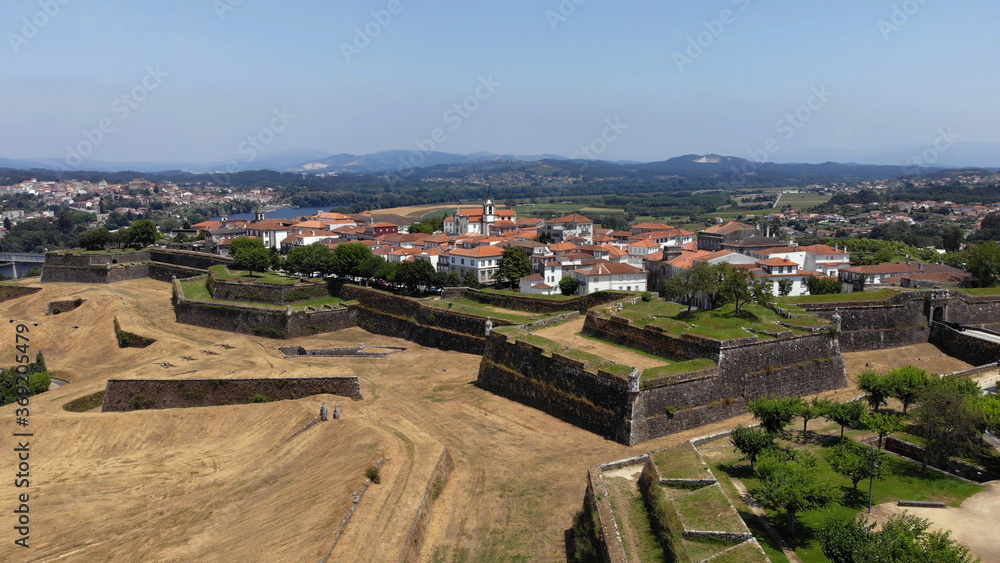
[662,262,774,314]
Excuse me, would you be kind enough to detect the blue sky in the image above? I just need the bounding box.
[2,0,998,166]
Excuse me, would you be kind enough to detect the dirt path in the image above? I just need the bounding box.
[727,478,802,563]
[869,481,1000,562]
[533,317,669,371]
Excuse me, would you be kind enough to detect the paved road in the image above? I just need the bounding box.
[964,328,1000,345]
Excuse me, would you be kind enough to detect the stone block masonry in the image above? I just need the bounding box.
[478,326,848,444]
[0,285,42,303]
[101,377,363,412]
[442,287,631,313]
[173,298,357,339]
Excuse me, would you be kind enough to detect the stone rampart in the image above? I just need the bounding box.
[173,298,356,339]
[930,325,1000,367]
[41,263,151,284]
[479,324,847,444]
[101,376,363,412]
[0,285,42,303]
[147,248,232,270]
[148,263,206,282]
[583,311,724,361]
[882,436,999,483]
[441,287,630,313]
[477,332,634,442]
[208,269,331,305]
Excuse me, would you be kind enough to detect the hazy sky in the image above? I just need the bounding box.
[2,0,998,166]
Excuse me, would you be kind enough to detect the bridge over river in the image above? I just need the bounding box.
[0,253,46,278]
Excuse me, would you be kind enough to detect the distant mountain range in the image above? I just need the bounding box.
[0,150,996,186]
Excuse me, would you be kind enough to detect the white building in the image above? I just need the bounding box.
[572,262,647,294]
[443,198,516,235]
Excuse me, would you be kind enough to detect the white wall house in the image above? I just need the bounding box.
[572,262,647,295]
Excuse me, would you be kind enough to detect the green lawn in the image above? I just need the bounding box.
[706,428,986,563]
[424,298,565,324]
[777,288,902,304]
[602,477,665,563]
[959,287,1000,296]
[651,443,710,480]
[613,299,809,341]
[209,264,311,286]
[673,485,746,534]
[178,278,342,312]
[479,288,578,300]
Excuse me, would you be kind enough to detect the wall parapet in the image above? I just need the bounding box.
[102,376,363,412]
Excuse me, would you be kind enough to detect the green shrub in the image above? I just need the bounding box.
[366,465,382,484]
[253,326,286,339]
[249,394,268,403]
[430,476,445,499]
[73,297,83,307]
[642,291,654,302]
[131,394,153,410]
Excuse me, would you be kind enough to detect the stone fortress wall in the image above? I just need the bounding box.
[102,377,363,412]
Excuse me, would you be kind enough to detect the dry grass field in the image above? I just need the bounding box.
[0,279,989,561]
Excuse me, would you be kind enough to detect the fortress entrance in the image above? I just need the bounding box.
[933,306,945,323]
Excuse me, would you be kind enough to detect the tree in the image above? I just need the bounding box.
[818,513,873,563]
[941,225,965,253]
[228,236,266,259]
[826,440,889,493]
[462,271,482,289]
[748,396,804,435]
[886,365,930,414]
[806,275,843,295]
[78,228,110,250]
[126,219,158,248]
[664,262,717,314]
[858,370,892,411]
[283,243,332,277]
[752,449,841,535]
[964,240,1000,287]
[826,400,867,438]
[3,217,10,231]
[559,275,580,296]
[778,277,794,297]
[718,263,771,315]
[862,411,905,450]
[496,246,533,289]
[729,424,774,469]
[330,242,374,278]
[798,397,831,441]
[821,513,974,563]
[357,255,386,281]
[913,380,984,475]
[435,270,461,288]
[396,260,436,292]
[232,247,273,276]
